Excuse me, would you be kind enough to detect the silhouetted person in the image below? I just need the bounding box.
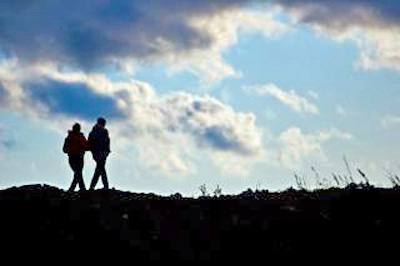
[63,123,89,192]
[88,117,110,190]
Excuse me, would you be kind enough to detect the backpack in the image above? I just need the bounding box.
[63,137,70,154]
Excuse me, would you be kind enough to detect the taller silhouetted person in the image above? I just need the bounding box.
[63,123,89,192]
[88,117,110,190]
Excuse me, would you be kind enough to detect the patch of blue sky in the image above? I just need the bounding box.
[229,28,357,87]
[222,24,399,128]
[210,27,356,134]
[0,112,66,187]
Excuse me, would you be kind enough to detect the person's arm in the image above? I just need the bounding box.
[106,130,111,153]
[63,137,69,154]
[81,135,90,151]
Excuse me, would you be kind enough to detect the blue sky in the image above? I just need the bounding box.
[1,1,400,196]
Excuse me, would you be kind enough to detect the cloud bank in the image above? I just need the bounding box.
[0,62,266,176]
[275,0,400,72]
[0,1,288,82]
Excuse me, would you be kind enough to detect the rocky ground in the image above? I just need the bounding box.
[0,183,399,260]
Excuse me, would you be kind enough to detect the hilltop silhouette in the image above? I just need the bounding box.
[0,183,399,259]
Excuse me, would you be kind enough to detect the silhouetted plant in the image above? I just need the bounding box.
[311,166,322,188]
[343,156,355,183]
[339,174,350,186]
[385,170,400,189]
[311,166,331,189]
[332,173,341,187]
[199,183,209,197]
[213,184,222,197]
[294,173,307,191]
[357,168,370,185]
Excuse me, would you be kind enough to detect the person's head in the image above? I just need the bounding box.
[72,123,81,133]
[97,117,106,127]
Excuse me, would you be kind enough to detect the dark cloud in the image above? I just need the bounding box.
[202,126,244,153]
[26,79,125,121]
[0,0,248,70]
[276,0,400,28]
[2,1,397,73]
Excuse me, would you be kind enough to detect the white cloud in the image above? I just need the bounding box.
[327,128,354,140]
[164,8,290,82]
[133,133,197,178]
[277,127,353,169]
[278,127,327,169]
[208,150,267,178]
[307,90,319,100]
[246,83,319,114]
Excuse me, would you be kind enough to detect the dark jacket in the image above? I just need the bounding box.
[63,131,89,156]
[88,124,110,161]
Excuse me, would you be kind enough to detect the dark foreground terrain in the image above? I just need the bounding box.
[0,183,399,259]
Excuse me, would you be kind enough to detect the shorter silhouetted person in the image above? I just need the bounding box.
[88,117,110,190]
[63,123,89,192]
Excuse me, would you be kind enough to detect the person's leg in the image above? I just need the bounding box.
[77,156,86,191]
[99,159,109,189]
[68,156,79,192]
[77,172,86,191]
[90,159,101,190]
[68,176,78,192]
